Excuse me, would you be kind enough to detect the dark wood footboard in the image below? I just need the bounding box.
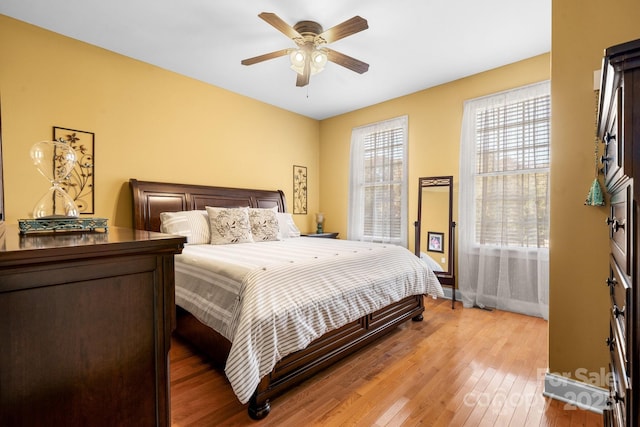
[250,294,424,418]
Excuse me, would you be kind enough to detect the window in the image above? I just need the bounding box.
[473,90,550,248]
[458,81,550,319]
[348,116,408,246]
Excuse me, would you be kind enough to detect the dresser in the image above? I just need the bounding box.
[0,224,185,427]
[598,38,640,427]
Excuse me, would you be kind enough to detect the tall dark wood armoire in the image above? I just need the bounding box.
[599,38,640,427]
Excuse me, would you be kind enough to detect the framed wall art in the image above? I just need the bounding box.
[427,231,444,252]
[53,126,95,214]
[293,165,307,214]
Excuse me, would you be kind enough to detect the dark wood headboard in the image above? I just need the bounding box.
[130,179,287,232]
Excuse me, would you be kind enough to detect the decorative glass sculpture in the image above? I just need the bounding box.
[30,141,79,218]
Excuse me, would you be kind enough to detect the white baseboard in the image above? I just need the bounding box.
[543,372,608,414]
[441,287,461,302]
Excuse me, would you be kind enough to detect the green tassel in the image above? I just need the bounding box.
[585,179,605,206]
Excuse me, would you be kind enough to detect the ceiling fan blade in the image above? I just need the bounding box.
[259,12,304,44]
[316,16,368,44]
[326,48,369,74]
[241,49,290,66]
[296,59,311,87]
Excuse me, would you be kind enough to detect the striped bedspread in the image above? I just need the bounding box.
[174,237,443,404]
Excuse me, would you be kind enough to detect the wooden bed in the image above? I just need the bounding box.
[129,178,426,419]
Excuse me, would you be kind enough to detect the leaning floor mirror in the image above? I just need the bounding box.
[415,176,456,308]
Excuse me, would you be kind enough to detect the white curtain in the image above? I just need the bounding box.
[458,82,550,319]
[348,115,408,246]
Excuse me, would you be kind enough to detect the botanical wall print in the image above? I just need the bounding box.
[53,126,95,214]
[293,165,307,214]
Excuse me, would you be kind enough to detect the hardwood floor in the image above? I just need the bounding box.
[170,297,603,426]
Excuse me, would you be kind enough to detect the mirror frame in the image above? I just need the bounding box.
[415,176,456,304]
[0,97,3,226]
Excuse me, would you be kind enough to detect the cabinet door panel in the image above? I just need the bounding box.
[0,262,163,427]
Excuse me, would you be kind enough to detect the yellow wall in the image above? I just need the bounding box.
[549,0,640,379]
[0,15,320,231]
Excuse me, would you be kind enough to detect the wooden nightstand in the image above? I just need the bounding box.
[302,232,339,239]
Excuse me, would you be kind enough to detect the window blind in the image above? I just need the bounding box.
[474,94,550,248]
[349,116,408,245]
[362,128,404,238]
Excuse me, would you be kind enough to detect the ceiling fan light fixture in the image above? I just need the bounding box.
[290,48,328,76]
[311,49,328,71]
[292,49,305,64]
[289,49,306,73]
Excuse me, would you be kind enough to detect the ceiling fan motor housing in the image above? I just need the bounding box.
[293,21,324,43]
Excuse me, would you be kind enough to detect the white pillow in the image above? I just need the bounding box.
[206,206,254,245]
[249,207,280,241]
[420,251,444,272]
[276,212,301,239]
[159,210,210,245]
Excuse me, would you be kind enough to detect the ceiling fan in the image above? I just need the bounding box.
[241,12,369,87]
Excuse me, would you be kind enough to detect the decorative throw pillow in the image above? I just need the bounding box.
[160,210,210,245]
[276,212,301,239]
[206,206,254,244]
[249,207,280,241]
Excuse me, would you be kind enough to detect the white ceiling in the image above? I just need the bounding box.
[1,0,551,120]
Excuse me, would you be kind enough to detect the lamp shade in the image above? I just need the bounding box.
[310,49,328,73]
[289,49,306,75]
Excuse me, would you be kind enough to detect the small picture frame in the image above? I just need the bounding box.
[427,231,444,253]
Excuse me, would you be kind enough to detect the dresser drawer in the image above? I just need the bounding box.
[608,317,629,423]
[608,256,631,341]
[608,183,631,274]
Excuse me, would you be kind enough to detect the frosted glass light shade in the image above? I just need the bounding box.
[311,49,327,70]
[289,49,306,75]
